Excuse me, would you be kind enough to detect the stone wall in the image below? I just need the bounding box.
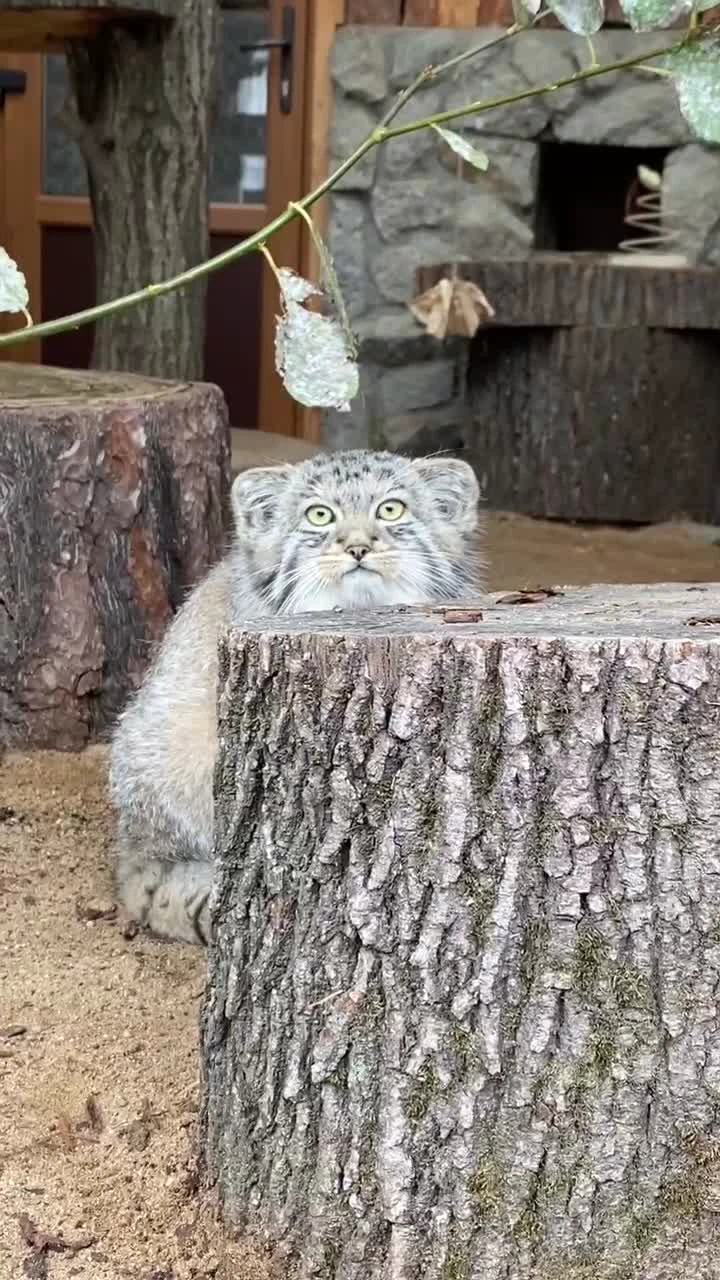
[323,25,720,453]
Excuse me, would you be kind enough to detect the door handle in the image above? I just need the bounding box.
[0,69,27,108]
[237,4,294,115]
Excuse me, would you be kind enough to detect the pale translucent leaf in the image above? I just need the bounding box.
[664,36,720,143]
[432,126,489,172]
[274,268,359,412]
[0,247,29,316]
[693,0,719,11]
[620,0,690,29]
[546,0,604,34]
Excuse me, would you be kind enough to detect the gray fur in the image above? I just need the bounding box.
[109,449,483,944]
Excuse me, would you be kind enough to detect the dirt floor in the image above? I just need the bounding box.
[2,513,719,1280]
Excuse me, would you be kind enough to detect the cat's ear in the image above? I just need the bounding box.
[412,457,480,531]
[231,464,293,534]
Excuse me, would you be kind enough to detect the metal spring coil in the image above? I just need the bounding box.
[617,169,684,256]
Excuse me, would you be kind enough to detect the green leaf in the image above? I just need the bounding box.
[546,0,604,35]
[620,0,690,29]
[664,36,720,142]
[0,246,30,319]
[432,126,489,172]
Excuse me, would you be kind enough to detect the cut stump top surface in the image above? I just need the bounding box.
[0,361,201,407]
[229,584,720,643]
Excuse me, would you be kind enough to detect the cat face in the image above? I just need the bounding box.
[231,450,483,614]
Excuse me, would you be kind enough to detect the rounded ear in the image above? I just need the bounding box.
[231,464,293,534]
[412,457,480,530]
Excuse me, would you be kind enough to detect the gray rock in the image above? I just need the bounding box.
[380,402,467,454]
[369,229,465,304]
[377,124,446,183]
[552,75,689,147]
[376,359,458,420]
[328,195,376,321]
[662,144,720,266]
[330,29,389,105]
[371,177,451,242]
[321,363,377,450]
[388,29,483,91]
[456,194,534,256]
[447,136,538,213]
[330,99,379,192]
[355,308,457,366]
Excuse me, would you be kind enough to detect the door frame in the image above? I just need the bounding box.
[0,0,341,439]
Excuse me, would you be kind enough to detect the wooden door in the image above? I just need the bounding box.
[0,0,309,433]
[0,53,41,362]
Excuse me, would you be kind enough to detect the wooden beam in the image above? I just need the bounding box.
[436,0,477,23]
[296,0,345,445]
[0,1,174,50]
[403,0,438,22]
[345,0,401,21]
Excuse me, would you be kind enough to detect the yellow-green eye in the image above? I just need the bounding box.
[305,504,335,527]
[376,499,407,523]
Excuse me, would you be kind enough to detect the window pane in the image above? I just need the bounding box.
[42,5,271,207]
[210,7,270,205]
[42,54,88,197]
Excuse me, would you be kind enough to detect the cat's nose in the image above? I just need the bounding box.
[346,542,370,561]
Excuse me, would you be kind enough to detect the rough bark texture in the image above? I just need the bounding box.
[417,257,720,524]
[0,362,229,750]
[202,585,720,1280]
[64,0,218,379]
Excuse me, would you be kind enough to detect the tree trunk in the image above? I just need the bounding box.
[202,586,720,1280]
[0,361,229,750]
[65,0,219,379]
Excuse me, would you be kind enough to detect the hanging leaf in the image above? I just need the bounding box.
[619,0,690,29]
[273,268,359,413]
[432,126,489,173]
[0,247,31,322]
[663,36,720,143]
[546,0,604,34]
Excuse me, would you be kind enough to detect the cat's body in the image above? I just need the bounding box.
[109,450,483,945]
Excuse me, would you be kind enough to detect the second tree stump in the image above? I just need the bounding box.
[0,362,229,749]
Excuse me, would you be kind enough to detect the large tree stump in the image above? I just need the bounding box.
[202,585,720,1280]
[0,362,229,750]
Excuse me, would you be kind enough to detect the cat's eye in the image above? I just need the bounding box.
[376,499,407,522]
[305,504,335,527]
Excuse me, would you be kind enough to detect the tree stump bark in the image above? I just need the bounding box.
[0,362,229,750]
[417,256,720,524]
[202,585,720,1280]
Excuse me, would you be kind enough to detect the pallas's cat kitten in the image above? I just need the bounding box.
[109,449,483,944]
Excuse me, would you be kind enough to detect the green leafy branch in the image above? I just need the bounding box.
[0,13,717,385]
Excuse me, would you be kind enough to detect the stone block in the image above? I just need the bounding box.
[662,144,720,266]
[330,28,389,105]
[380,402,466,454]
[328,194,377,320]
[388,28,479,91]
[355,308,454,366]
[370,229,465,304]
[552,75,689,147]
[371,177,451,242]
[376,359,458,419]
[330,99,379,192]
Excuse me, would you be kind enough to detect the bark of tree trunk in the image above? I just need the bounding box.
[65,0,219,379]
[202,586,720,1280]
[0,361,229,750]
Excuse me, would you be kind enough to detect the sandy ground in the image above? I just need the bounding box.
[1,512,719,1280]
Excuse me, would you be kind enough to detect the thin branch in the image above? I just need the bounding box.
[0,27,693,353]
